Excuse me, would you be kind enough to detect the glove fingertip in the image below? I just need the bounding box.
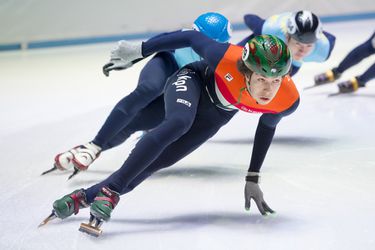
[254,201,267,216]
[268,211,277,217]
[104,62,114,68]
[245,199,250,211]
[262,202,275,214]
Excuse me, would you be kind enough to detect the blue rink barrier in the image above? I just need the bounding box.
[1,11,375,51]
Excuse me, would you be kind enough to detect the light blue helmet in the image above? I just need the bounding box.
[193,12,232,43]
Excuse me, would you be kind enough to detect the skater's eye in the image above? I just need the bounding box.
[257,77,265,82]
[272,79,281,84]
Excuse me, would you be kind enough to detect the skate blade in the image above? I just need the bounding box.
[41,165,58,175]
[38,212,57,227]
[328,92,343,97]
[303,85,318,90]
[79,223,102,237]
[67,169,79,180]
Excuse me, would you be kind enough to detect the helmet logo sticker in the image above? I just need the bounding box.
[287,18,296,34]
[298,11,313,29]
[242,43,250,61]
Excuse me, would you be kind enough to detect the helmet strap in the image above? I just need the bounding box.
[222,87,247,108]
[233,87,248,106]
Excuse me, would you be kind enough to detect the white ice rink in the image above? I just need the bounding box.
[0,20,374,250]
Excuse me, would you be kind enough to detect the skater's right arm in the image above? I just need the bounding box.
[244,98,299,216]
[142,30,229,69]
[322,31,336,60]
[103,30,230,76]
[243,14,264,35]
[236,13,273,47]
[248,98,300,173]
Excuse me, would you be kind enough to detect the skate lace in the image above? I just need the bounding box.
[70,191,89,214]
[94,196,119,209]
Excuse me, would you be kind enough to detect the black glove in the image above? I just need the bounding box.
[244,172,275,215]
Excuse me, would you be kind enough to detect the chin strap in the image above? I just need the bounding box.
[222,87,248,108]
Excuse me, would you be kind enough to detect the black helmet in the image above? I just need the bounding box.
[287,10,322,44]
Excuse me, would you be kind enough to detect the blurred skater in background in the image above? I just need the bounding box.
[240,10,336,76]
[314,31,375,93]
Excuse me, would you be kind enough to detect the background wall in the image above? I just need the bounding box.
[0,0,374,48]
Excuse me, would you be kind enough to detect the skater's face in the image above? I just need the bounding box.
[287,37,315,61]
[246,72,282,105]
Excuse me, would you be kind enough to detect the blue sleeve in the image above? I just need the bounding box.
[142,30,229,70]
[303,31,336,63]
[323,31,336,60]
[243,14,265,36]
[290,65,300,76]
[248,98,299,172]
[261,14,288,42]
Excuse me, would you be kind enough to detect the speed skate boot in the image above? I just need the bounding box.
[41,148,76,175]
[69,142,102,178]
[79,186,120,237]
[42,142,102,179]
[39,189,89,227]
[337,77,362,93]
[314,68,342,86]
[53,148,76,171]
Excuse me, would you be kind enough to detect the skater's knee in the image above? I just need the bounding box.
[135,81,164,98]
[168,116,194,135]
[114,86,161,114]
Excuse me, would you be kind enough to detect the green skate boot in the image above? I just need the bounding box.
[79,186,120,237]
[39,189,89,227]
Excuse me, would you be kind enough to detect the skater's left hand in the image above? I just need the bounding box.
[244,172,275,216]
[103,40,144,77]
[103,59,133,76]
